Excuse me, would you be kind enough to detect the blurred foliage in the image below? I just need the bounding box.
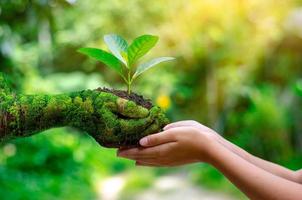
[1,0,302,199]
[119,169,155,200]
[189,164,247,199]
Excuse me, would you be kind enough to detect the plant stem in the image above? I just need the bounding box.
[127,70,131,95]
[127,83,131,95]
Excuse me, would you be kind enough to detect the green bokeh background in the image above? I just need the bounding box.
[1,0,302,199]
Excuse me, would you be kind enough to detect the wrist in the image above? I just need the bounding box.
[207,141,234,168]
[63,91,98,130]
[195,134,223,164]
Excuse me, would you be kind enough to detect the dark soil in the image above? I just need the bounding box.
[96,87,153,109]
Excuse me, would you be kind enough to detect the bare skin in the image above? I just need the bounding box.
[117,120,302,200]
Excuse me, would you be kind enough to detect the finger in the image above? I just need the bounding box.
[117,147,132,156]
[116,98,149,118]
[140,108,170,138]
[135,161,161,167]
[118,142,177,159]
[140,119,162,137]
[118,146,131,151]
[139,130,177,147]
[117,147,160,159]
[120,117,153,134]
[116,106,169,147]
[119,117,154,146]
[163,120,199,130]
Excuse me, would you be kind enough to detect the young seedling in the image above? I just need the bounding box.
[78,34,175,94]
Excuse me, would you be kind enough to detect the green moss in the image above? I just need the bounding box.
[123,100,149,118]
[0,73,169,147]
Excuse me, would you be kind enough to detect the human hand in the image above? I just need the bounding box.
[163,120,223,142]
[117,125,218,166]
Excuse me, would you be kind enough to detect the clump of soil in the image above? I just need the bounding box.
[96,87,153,109]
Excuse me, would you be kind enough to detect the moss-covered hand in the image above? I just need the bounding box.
[0,73,169,148]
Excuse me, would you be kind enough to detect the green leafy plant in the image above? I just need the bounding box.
[78,34,175,94]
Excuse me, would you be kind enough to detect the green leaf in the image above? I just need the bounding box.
[104,34,128,66]
[78,47,124,78]
[127,35,159,66]
[133,57,175,78]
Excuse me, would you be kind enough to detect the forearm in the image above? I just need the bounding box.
[0,91,98,142]
[207,142,302,200]
[216,135,299,183]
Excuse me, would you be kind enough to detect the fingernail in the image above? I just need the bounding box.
[140,137,148,146]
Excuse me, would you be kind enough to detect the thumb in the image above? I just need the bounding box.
[139,130,176,147]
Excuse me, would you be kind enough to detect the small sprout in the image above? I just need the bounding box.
[78,34,175,94]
